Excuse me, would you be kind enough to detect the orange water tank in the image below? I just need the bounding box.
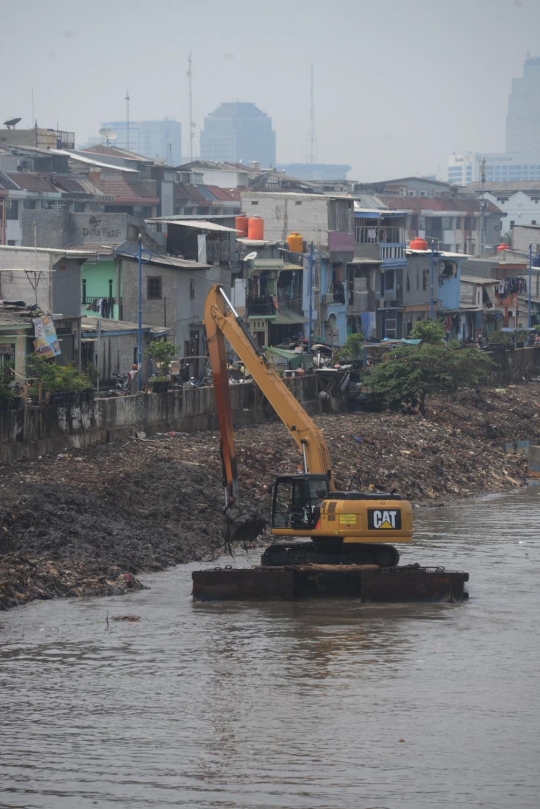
[497,243,509,252]
[409,237,429,250]
[248,216,264,240]
[235,214,248,237]
[287,231,304,254]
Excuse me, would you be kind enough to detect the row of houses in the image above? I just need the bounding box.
[2,133,538,382]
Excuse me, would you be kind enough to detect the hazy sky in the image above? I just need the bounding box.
[2,0,540,180]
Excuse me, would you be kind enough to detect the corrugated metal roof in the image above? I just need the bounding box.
[159,219,239,233]
[382,195,503,214]
[0,244,114,257]
[116,246,210,269]
[81,317,168,335]
[51,150,139,172]
[460,274,498,285]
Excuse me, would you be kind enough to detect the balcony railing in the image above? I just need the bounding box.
[246,294,276,317]
[354,225,404,244]
[380,243,407,260]
[82,295,120,319]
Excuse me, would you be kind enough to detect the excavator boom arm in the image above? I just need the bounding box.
[204,284,333,505]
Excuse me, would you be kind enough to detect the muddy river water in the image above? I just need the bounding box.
[1,487,540,809]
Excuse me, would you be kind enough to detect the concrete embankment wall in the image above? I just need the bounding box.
[0,376,321,463]
[486,346,540,383]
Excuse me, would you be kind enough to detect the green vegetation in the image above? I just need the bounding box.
[409,319,445,343]
[367,343,495,415]
[488,329,510,346]
[25,355,94,393]
[335,332,363,363]
[0,360,14,404]
[146,341,177,379]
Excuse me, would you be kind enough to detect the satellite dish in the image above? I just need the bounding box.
[3,117,21,128]
[99,128,118,144]
[244,251,258,261]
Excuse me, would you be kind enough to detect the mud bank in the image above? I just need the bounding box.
[1,381,538,610]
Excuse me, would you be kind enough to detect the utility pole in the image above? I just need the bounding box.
[480,157,486,256]
[528,241,533,329]
[125,90,130,152]
[429,245,435,320]
[188,52,195,163]
[308,242,314,353]
[137,233,143,389]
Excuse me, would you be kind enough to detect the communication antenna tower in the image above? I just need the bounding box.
[187,52,195,163]
[125,90,130,152]
[309,64,316,165]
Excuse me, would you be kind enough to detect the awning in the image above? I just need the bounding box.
[153,219,239,233]
[273,306,308,325]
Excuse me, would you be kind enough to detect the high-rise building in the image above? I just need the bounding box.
[200,103,276,167]
[506,56,540,153]
[100,119,182,165]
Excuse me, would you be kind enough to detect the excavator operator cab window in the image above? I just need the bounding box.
[272,476,329,531]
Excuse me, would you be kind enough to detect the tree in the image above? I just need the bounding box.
[367,343,495,415]
[146,341,178,379]
[409,319,445,343]
[335,332,363,363]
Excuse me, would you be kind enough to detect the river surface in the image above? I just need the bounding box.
[1,487,540,809]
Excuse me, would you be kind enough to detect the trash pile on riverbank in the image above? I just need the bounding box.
[1,381,538,610]
[0,555,144,610]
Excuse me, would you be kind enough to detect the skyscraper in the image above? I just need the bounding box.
[100,119,182,165]
[200,102,276,167]
[506,56,540,153]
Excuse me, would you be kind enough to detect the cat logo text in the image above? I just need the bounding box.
[367,509,402,530]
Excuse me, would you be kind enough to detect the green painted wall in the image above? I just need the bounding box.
[81,261,121,319]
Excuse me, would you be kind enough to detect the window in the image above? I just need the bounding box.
[147,277,162,299]
[6,200,18,220]
[23,200,36,210]
[422,269,429,291]
[442,216,452,230]
[74,202,85,212]
[251,200,259,205]
[533,221,537,225]
[510,220,515,227]
[190,278,195,300]
[384,270,395,291]
[295,200,302,206]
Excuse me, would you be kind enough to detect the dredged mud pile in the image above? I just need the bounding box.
[1,381,538,610]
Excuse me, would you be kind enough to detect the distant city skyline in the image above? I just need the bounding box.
[3,0,540,181]
[200,102,276,167]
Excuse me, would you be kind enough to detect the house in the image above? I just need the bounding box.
[469,182,540,235]
[80,317,168,385]
[116,244,230,371]
[380,195,505,256]
[239,191,355,345]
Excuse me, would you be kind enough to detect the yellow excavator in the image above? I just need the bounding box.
[204,284,413,568]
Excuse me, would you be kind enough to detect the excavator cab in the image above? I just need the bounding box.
[271,474,330,531]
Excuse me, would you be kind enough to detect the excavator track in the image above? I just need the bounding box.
[261,542,400,568]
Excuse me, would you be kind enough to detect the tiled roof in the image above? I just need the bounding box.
[380,195,503,214]
[174,183,209,204]
[5,173,59,193]
[206,185,237,202]
[87,173,159,203]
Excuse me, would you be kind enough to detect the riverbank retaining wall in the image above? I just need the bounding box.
[0,376,321,463]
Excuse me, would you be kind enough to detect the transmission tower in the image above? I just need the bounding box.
[309,64,316,165]
[125,90,130,152]
[187,52,195,163]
